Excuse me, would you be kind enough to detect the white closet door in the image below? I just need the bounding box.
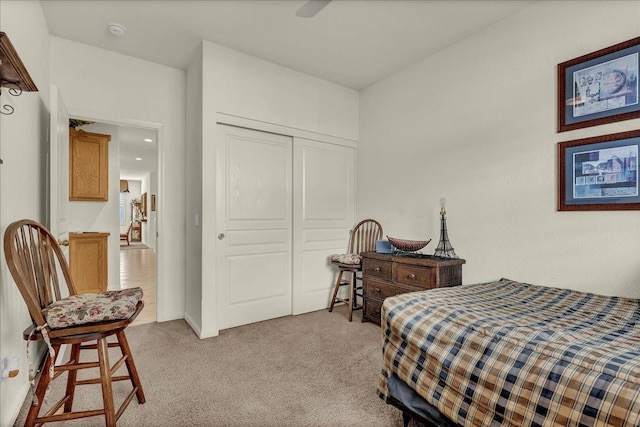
[292,137,355,315]
[216,125,293,330]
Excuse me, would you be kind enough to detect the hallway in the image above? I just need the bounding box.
[120,244,156,326]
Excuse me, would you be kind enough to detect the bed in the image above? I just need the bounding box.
[377,278,640,427]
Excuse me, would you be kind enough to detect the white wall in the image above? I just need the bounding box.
[186,41,359,337]
[71,122,120,290]
[185,46,203,331]
[49,36,187,320]
[358,0,640,297]
[0,2,51,425]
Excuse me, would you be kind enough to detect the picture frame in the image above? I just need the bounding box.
[558,129,640,211]
[558,37,640,132]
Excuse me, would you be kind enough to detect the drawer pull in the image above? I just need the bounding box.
[374,267,381,272]
[408,273,416,279]
[375,288,381,293]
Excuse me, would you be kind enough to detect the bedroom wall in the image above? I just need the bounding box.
[185,46,204,333]
[0,2,51,424]
[186,41,359,337]
[49,36,187,321]
[358,0,640,297]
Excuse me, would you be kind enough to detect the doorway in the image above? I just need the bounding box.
[75,120,158,325]
[118,125,158,325]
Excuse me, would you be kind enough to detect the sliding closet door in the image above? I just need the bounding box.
[216,125,293,330]
[292,137,355,315]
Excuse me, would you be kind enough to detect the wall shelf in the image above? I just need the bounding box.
[0,32,38,116]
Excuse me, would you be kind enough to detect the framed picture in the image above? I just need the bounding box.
[558,130,640,211]
[141,192,147,220]
[558,37,640,132]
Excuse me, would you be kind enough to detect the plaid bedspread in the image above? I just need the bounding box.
[377,279,640,426]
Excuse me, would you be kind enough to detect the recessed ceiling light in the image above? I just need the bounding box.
[135,157,142,161]
[144,138,153,142]
[108,23,127,37]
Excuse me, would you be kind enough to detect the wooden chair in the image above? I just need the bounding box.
[3,219,145,427]
[328,219,383,321]
[120,222,133,246]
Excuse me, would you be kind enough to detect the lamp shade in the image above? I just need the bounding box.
[119,180,129,193]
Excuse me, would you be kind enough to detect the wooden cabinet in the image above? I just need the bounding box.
[69,232,109,294]
[69,128,111,201]
[362,252,465,325]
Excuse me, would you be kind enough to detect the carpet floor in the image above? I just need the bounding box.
[14,306,404,426]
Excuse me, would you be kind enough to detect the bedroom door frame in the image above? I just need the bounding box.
[65,109,164,323]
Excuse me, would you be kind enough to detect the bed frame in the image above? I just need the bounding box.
[385,373,461,427]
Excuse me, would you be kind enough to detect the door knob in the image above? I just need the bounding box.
[58,239,70,247]
[217,233,225,240]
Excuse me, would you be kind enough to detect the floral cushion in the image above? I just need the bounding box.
[329,253,361,265]
[43,288,143,329]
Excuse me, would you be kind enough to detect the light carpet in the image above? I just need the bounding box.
[14,306,404,426]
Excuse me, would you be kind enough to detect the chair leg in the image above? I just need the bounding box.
[347,270,355,322]
[328,270,344,312]
[63,343,82,412]
[97,337,116,427]
[116,330,146,403]
[25,344,59,427]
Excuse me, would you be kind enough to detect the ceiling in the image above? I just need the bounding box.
[41,0,534,91]
[117,125,157,181]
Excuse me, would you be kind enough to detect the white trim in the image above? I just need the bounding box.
[184,312,219,339]
[67,109,165,322]
[68,110,162,131]
[215,112,358,148]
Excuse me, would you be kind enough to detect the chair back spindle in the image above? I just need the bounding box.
[4,220,77,327]
[349,219,383,255]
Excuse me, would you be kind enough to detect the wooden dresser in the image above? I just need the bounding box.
[362,252,465,325]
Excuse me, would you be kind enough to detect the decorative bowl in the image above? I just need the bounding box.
[386,236,432,252]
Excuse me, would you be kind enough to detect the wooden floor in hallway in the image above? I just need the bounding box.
[120,243,156,326]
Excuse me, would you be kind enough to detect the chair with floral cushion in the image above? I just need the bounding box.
[328,219,383,321]
[3,219,145,427]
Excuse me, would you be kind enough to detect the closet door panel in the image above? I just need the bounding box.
[293,138,355,315]
[216,125,293,330]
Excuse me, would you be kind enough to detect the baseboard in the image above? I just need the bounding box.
[183,312,219,339]
[183,312,200,335]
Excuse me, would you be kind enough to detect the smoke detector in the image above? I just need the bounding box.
[108,23,127,36]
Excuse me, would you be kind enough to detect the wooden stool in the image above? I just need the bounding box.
[328,262,362,321]
[4,219,146,427]
[328,219,382,321]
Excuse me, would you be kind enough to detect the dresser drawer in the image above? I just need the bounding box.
[363,258,392,280]
[395,264,434,288]
[364,279,413,301]
[363,298,383,325]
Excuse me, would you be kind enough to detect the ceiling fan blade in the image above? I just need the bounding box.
[296,0,332,18]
